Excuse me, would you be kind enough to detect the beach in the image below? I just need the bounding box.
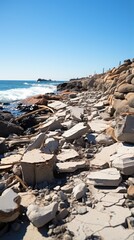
[0,59,134,240]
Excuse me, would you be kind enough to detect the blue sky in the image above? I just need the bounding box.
[0,0,133,80]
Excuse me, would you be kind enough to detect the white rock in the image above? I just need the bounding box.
[96,133,113,145]
[27,202,58,228]
[56,161,86,173]
[38,117,62,132]
[57,149,79,162]
[48,101,67,110]
[87,168,122,187]
[43,137,59,154]
[0,188,21,222]
[89,119,110,133]
[73,182,86,200]
[26,133,46,151]
[62,122,89,140]
[70,106,84,121]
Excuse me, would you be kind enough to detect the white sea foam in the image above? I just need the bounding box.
[0,85,56,103]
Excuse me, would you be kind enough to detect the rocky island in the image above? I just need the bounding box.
[0,59,134,240]
[37,78,52,82]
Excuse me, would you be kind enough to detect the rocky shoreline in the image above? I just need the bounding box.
[0,59,134,240]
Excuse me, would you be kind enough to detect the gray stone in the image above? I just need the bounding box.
[73,182,86,200]
[77,206,87,215]
[38,117,62,132]
[89,119,110,133]
[27,202,58,228]
[62,122,89,140]
[56,161,86,173]
[0,188,21,222]
[115,115,134,143]
[87,168,122,187]
[95,133,113,145]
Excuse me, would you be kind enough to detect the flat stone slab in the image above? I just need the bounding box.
[62,122,89,140]
[48,101,67,110]
[38,117,62,132]
[27,202,58,228]
[89,119,110,133]
[98,226,134,240]
[87,168,122,187]
[56,161,86,172]
[1,154,22,165]
[57,149,79,162]
[0,188,21,222]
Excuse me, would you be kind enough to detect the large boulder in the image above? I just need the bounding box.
[115,115,134,143]
[117,83,134,93]
[0,121,23,137]
[27,202,58,228]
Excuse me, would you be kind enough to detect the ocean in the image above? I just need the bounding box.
[0,80,65,115]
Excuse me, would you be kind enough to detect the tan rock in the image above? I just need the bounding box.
[127,185,134,200]
[117,83,134,93]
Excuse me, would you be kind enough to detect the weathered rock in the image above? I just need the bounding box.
[26,133,46,151]
[125,92,134,108]
[70,106,84,121]
[0,120,23,137]
[22,94,48,105]
[48,101,67,110]
[111,152,134,175]
[89,119,110,133]
[38,116,62,132]
[115,115,134,143]
[0,188,21,222]
[43,137,59,154]
[62,122,89,140]
[73,182,86,200]
[21,149,56,186]
[27,202,58,228]
[1,154,22,165]
[117,83,134,93]
[95,133,114,145]
[56,161,86,173]
[127,185,134,200]
[87,168,122,187]
[0,137,7,154]
[57,149,79,162]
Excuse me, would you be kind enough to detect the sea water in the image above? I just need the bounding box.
[0,80,65,115]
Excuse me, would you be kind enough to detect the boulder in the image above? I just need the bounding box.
[125,93,134,108]
[0,121,23,137]
[87,168,122,187]
[0,188,21,222]
[21,149,56,186]
[22,94,48,105]
[73,182,86,200]
[62,122,89,140]
[56,161,86,173]
[127,185,134,200]
[27,202,58,228]
[117,83,134,93]
[0,137,7,154]
[115,115,134,143]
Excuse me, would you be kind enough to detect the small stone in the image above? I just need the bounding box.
[53,185,60,191]
[63,234,73,240]
[77,206,87,215]
[73,182,86,200]
[59,191,68,201]
[127,185,134,200]
[59,201,67,209]
[45,195,52,201]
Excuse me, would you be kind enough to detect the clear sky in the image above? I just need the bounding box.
[0,0,133,80]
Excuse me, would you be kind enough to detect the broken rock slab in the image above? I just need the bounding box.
[27,202,58,228]
[48,100,67,110]
[89,119,110,133]
[43,137,59,154]
[21,149,56,186]
[26,133,46,151]
[56,161,86,173]
[0,188,21,222]
[1,154,22,165]
[87,168,122,187]
[62,122,89,140]
[38,117,62,132]
[115,115,134,143]
[57,149,79,162]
